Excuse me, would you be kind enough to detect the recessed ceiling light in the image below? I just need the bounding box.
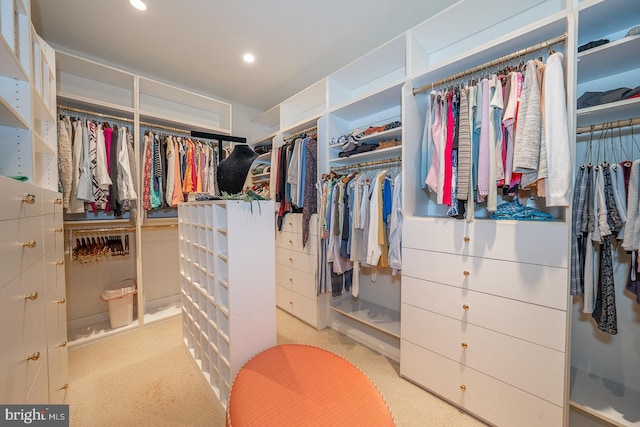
[130,0,147,11]
[243,53,255,63]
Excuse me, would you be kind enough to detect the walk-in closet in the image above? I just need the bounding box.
[2,0,639,425]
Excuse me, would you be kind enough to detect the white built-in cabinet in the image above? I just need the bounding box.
[0,0,67,404]
[178,200,276,409]
[570,1,640,426]
[54,49,233,346]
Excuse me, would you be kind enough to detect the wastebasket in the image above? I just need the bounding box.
[101,279,137,329]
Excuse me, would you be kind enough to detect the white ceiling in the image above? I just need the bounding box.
[31,0,456,112]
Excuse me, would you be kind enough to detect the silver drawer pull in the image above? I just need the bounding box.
[25,292,38,301]
[22,194,36,204]
[23,240,37,248]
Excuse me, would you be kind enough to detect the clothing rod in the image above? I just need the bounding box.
[141,224,178,230]
[576,117,640,135]
[67,226,136,234]
[330,156,401,172]
[140,120,194,136]
[412,33,567,96]
[284,125,318,141]
[57,105,134,124]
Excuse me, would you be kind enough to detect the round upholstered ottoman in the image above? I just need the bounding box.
[226,344,395,426]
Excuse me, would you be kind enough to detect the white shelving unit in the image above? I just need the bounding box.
[178,200,276,409]
[0,0,67,403]
[55,49,234,346]
[570,1,640,426]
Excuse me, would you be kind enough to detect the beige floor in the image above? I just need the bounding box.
[65,309,487,426]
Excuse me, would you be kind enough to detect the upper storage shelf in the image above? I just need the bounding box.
[250,104,280,146]
[280,79,326,131]
[409,0,567,78]
[328,35,406,110]
[138,77,232,134]
[56,51,135,113]
[0,0,30,82]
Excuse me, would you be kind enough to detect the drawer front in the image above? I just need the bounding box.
[47,343,69,404]
[402,304,565,405]
[275,263,294,290]
[402,276,567,351]
[42,189,63,216]
[279,213,318,236]
[0,261,47,403]
[403,217,568,268]
[277,231,318,256]
[276,246,316,275]
[401,340,563,427]
[276,284,293,313]
[43,213,58,255]
[402,248,568,310]
[291,292,319,327]
[291,268,317,300]
[0,216,44,289]
[0,178,42,220]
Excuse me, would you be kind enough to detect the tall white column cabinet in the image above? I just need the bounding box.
[0,0,67,404]
[178,200,276,409]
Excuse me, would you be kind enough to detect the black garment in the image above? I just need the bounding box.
[577,85,640,108]
[302,138,318,248]
[160,136,168,208]
[110,124,122,216]
[578,39,609,52]
[217,144,257,194]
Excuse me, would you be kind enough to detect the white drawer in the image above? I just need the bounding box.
[43,213,58,255]
[275,263,294,290]
[278,213,318,236]
[0,261,46,403]
[276,230,317,255]
[276,247,316,275]
[291,292,319,328]
[401,340,563,427]
[290,268,317,300]
[0,177,42,220]
[402,276,567,351]
[402,304,565,405]
[47,342,69,404]
[0,216,44,289]
[403,217,568,268]
[276,284,293,313]
[42,189,63,216]
[402,248,568,310]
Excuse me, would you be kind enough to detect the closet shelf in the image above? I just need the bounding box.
[577,97,640,127]
[57,93,135,116]
[570,366,640,427]
[0,97,30,129]
[329,296,401,338]
[577,35,640,83]
[330,128,402,151]
[250,130,279,147]
[0,39,29,82]
[329,145,402,166]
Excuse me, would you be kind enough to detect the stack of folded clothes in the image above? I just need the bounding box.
[251,164,270,175]
[330,120,402,157]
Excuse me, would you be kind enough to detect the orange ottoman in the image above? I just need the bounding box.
[226,344,395,426]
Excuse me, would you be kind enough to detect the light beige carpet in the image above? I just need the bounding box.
[65,309,487,427]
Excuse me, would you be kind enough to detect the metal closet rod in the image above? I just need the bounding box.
[331,156,402,172]
[68,226,136,234]
[412,33,567,96]
[576,117,640,135]
[58,104,206,136]
[58,104,134,124]
[284,125,318,141]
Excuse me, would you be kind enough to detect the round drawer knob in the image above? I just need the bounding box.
[22,194,36,204]
[288,257,293,262]
[25,292,38,301]
[463,236,470,243]
[55,227,63,233]
[463,270,470,277]
[461,342,468,349]
[289,301,293,305]
[289,240,293,244]
[23,240,37,248]
[59,383,68,390]
[462,304,470,311]
[57,341,67,348]
[26,351,40,361]
[54,198,63,205]
[56,260,64,266]
[57,298,66,305]
[460,385,467,392]
[289,278,293,283]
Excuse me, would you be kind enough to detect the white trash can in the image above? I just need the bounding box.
[101,279,137,329]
